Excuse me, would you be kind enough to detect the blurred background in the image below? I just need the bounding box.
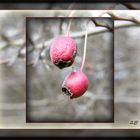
[0,10,140,137]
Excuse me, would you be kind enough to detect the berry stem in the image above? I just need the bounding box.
[66,19,72,36]
[66,10,75,36]
[80,29,88,72]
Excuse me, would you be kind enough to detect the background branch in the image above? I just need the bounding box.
[91,18,113,31]
[107,12,140,24]
[0,12,140,65]
[121,3,139,10]
[0,22,138,65]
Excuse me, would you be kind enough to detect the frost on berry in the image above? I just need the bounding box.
[50,36,77,69]
[62,70,89,99]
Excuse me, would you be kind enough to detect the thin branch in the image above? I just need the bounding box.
[91,19,113,32]
[34,22,137,49]
[2,23,138,66]
[68,22,139,39]
[0,22,138,65]
[121,3,139,10]
[0,13,139,51]
[107,11,140,24]
[99,11,140,25]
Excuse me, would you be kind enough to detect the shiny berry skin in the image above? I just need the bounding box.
[50,36,77,69]
[62,70,89,99]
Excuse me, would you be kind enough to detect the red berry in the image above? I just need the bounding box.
[62,70,89,99]
[50,35,77,69]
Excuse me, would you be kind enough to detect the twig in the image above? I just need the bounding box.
[33,22,137,49]
[0,22,138,65]
[107,11,140,24]
[91,19,113,32]
[98,11,140,25]
[121,3,139,10]
[25,22,140,66]
[0,13,139,51]
[0,24,138,66]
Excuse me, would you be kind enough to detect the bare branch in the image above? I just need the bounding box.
[0,13,140,65]
[0,22,138,66]
[91,18,113,32]
[121,3,139,10]
[38,22,138,49]
[107,11,140,24]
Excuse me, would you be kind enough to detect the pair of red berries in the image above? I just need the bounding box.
[50,35,89,99]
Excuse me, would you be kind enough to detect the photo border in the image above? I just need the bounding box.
[26,16,114,123]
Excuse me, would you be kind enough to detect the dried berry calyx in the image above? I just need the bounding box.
[50,35,77,69]
[62,86,72,97]
[62,70,89,99]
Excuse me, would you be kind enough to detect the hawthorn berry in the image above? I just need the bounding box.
[50,35,77,69]
[62,70,89,99]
